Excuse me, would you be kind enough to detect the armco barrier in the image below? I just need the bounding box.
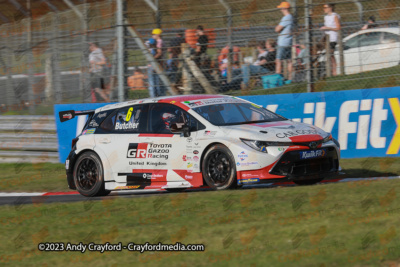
[0,115,59,163]
[54,87,400,163]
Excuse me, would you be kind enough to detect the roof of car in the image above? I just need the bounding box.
[97,94,239,112]
[344,27,400,41]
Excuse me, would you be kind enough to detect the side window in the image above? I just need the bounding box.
[359,32,382,47]
[100,110,117,131]
[149,104,203,134]
[114,105,146,133]
[345,35,361,49]
[383,32,400,43]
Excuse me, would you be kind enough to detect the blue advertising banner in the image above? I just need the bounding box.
[54,103,110,163]
[241,87,400,159]
[54,87,400,163]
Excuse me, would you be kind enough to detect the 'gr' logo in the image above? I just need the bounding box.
[127,143,148,158]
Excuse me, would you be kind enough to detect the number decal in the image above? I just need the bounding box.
[126,107,133,122]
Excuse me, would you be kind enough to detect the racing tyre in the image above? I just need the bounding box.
[293,178,323,186]
[73,151,111,197]
[202,144,237,190]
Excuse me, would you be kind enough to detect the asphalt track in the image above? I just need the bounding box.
[0,176,399,206]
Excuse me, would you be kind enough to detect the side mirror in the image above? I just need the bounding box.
[170,123,191,137]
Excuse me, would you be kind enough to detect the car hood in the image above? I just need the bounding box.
[219,120,327,143]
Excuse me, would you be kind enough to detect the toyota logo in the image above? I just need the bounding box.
[309,142,317,149]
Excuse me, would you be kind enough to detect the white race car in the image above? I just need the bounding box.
[59,95,340,197]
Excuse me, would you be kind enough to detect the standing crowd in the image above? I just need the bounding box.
[89,1,349,101]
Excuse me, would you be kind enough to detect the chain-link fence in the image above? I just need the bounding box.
[1,0,400,114]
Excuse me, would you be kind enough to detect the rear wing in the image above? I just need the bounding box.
[59,110,95,123]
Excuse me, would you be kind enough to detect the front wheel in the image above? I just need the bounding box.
[202,144,237,190]
[73,151,110,197]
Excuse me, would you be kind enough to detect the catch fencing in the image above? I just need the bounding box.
[1,0,400,115]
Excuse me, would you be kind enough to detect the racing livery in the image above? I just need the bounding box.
[59,95,340,197]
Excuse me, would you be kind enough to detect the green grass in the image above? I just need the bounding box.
[1,177,400,266]
[1,157,400,192]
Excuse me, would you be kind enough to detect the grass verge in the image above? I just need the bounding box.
[1,178,400,266]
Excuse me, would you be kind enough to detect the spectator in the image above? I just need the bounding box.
[218,45,241,66]
[145,38,157,57]
[242,38,276,85]
[147,28,166,97]
[362,16,378,30]
[152,28,164,65]
[275,1,293,81]
[194,25,208,65]
[253,41,268,66]
[88,42,109,102]
[127,68,147,91]
[320,3,341,76]
[221,39,276,91]
[297,39,309,66]
[168,31,186,58]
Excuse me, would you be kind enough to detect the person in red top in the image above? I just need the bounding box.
[218,45,241,65]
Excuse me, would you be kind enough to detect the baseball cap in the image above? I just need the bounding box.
[152,28,162,35]
[277,1,291,8]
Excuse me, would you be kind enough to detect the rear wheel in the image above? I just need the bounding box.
[202,144,237,190]
[293,178,323,186]
[73,151,110,197]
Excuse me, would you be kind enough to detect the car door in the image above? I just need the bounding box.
[358,31,385,72]
[94,104,149,186]
[340,34,362,74]
[145,103,204,188]
[380,32,400,69]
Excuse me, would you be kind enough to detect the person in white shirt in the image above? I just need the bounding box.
[320,3,341,76]
[89,42,108,102]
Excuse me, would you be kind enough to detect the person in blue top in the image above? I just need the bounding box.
[275,1,293,81]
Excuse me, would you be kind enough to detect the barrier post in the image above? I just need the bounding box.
[325,34,331,78]
[338,30,345,75]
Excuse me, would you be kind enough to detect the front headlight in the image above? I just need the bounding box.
[240,139,293,153]
[322,134,333,143]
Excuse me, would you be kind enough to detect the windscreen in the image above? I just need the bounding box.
[192,103,286,126]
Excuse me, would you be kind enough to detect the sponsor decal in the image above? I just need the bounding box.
[278,147,286,152]
[182,155,187,161]
[204,131,217,136]
[127,143,148,158]
[238,178,260,184]
[251,103,261,108]
[127,143,171,160]
[193,156,199,162]
[115,121,139,130]
[193,150,199,154]
[238,151,249,161]
[185,175,193,179]
[82,128,95,135]
[194,164,199,168]
[63,113,72,119]
[115,185,140,189]
[276,130,318,138]
[187,162,193,168]
[187,137,193,143]
[237,162,240,166]
[299,149,326,160]
[260,146,267,152]
[240,162,258,166]
[89,120,99,127]
[65,159,69,170]
[170,101,176,104]
[97,112,107,119]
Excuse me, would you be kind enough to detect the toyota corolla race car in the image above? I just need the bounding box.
[59,95,340,197]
